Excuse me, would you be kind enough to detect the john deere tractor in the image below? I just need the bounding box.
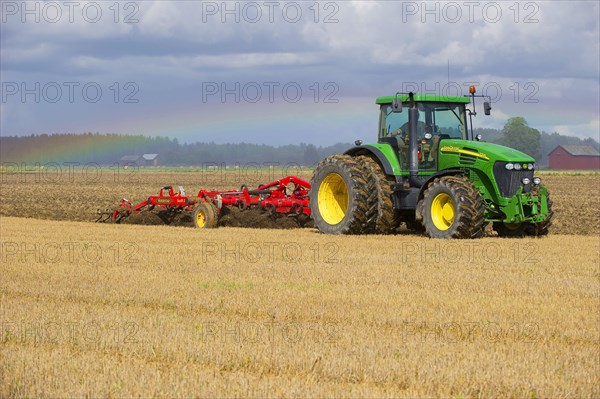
[309,87,553,238]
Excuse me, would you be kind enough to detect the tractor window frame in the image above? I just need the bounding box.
[379,102,467,141]
[378,104,409,140]
[417,102,468,140]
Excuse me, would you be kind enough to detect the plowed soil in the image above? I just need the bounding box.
[0,170,597,235]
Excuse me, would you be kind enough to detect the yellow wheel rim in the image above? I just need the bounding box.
[318,173,349,225]
[431,193,455,231]
[196,208,207,228]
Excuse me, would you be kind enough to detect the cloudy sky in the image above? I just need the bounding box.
[1,0,599,145]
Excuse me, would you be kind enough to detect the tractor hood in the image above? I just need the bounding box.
[439,139,536,163]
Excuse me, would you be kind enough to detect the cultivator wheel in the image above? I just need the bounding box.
[194,201,218,229]
[358,156,401,234]
[419,175,485,239]
[310,155,370,235]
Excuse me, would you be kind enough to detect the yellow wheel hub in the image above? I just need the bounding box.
[196,209,207,228]
[318,173,349,225]
[431,193,455,231]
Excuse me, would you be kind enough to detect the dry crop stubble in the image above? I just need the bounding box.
[1,217,598,397]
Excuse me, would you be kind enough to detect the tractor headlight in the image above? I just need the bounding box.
[522,177,531,185]
[514,163,522,170]
[533,177,541,185]
[505,163,514,170]
[527,163,534,170]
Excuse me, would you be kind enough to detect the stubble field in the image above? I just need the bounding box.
[0,167,599,397]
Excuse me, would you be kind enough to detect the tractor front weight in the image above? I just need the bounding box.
[499,186,550,225]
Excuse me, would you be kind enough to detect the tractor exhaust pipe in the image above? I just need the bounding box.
[407,99,423,188]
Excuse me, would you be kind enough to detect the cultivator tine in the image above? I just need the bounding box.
[95,209,109,223]
[95,209,116,223]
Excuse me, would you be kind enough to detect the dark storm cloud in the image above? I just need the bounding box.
[1,1,598,141]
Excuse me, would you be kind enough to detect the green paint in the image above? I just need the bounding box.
[346,97,552,226]
[376,94,471,104]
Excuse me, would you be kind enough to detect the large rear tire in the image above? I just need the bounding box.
[357,156,400,234]
[310,155,371,234]
[420,176,485,239]
[194,201,218,229]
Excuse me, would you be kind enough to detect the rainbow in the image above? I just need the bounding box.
[1,97,375,164]
[99,98,374,145]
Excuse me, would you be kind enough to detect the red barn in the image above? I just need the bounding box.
[548,145,600,170]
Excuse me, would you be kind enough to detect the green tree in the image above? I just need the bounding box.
[303,144,320,166]
[498,117,541,160]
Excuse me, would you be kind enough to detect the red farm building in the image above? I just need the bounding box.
[548,145,600,170]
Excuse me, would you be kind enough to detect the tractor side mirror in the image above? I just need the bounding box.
[483,101,491,115]
[392,99,403,113]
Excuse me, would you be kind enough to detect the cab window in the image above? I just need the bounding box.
[379,104,408,139]
[379,102,466,140]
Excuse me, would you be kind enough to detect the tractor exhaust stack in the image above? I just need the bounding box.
[407,93,423,188]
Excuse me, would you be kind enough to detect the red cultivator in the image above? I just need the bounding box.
[96,185,197,224]
[96,176,311,228]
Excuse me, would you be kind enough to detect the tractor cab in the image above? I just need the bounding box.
[376,95,470,172]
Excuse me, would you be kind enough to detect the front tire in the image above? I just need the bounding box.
[420,176,485,239]
[310,155,371,234]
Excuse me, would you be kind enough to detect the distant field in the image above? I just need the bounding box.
[0,168,598,236]
[538,170,600,176]
[1,217,598,397]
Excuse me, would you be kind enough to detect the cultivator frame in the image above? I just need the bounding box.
[96,176,311,228]
[96,185,196,223]
[198,175,311,216]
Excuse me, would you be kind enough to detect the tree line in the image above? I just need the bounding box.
[0,133,347,166]
[1,120,597,167]
[474,117,599,166]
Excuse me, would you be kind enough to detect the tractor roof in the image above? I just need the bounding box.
[376,94,471,104]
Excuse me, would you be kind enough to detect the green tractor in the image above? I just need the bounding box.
[309,87,553,238]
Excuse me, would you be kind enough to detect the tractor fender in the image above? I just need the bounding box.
[417,169,466,199]
[344,146,396,176]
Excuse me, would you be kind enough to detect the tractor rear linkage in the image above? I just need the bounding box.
[96,175,311,228]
